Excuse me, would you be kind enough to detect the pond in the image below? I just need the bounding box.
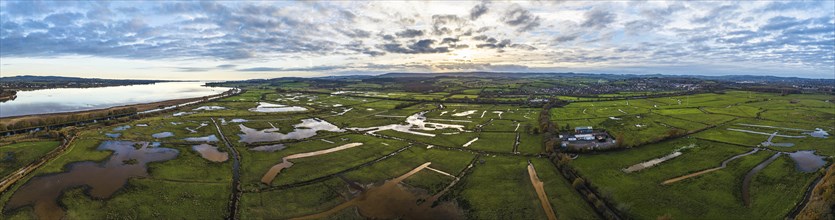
[152,132,174,139]
[787,151,827,172]
[0,82,230,118]
[4,141,179,219]
[183,134,219,142]
[250,144,286,152]
[191,144,228,162]
[248,102,307,113]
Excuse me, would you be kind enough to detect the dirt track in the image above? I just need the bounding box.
[528,162,557,220]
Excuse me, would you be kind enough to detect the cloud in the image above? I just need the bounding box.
[581,8,616,28]
[380,39,450,54]
[238,65,342,72]
[432,15,468,35]
[395,29,424,38]
[469,2,489,20]
[554,33,580,43]
[691,5,739,24]
[501,5,541,32]
[0,1,832,78]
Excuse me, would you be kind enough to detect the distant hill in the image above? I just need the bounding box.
[0,75,171,90]
[0,75,167,83]
[374,72,834,83]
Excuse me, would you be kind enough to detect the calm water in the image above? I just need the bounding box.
[0,82,230,117]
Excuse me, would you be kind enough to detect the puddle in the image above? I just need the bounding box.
[192,144,228,162]
[152,132,174,139]
[104,133,121,138]
[113,125,131,131]
[185,123,209,133]
[183,134,219,142]
[787,151,827,172]
[462,137,479,147]
[807,128,830,138]
[335,108,353,116]
[727,128,806,138]
[451,110,477,117]
[249,102,307,113]
[193,106,226,111]
[173,112,195,117]
[623,151,683,173]
[250,144,287,152]
[4,141,179,220]
[238,118,343,143]
[230,118,248,123]
[261,143,363,184]
[136,124,148,127]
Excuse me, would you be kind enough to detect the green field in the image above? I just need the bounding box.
[1,79,832,220]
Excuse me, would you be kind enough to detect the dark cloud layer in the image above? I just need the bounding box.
[0,1,832,77]
[501,6,541,32]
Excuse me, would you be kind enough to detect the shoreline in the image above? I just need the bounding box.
[0,88,240,134]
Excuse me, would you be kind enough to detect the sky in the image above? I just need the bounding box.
[0,1,833,80]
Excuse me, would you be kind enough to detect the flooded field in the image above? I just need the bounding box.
[624,151,683,173]
[350,112,466,137]
[184,134,219,142]
[192,144,229,162]
[295,162,463,220]
[194,106,226,111]
[238,119,343,143]
[152,132,174,139]
[249,144,286,152]
[4,141,179,219]
[249,102,307,113]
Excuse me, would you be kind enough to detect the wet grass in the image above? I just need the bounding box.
[749,155,821,218]
[403,169,453,196]
[468,132,516,153]
[0,140,61,178]
[570,138,814,219]
[60,178,230,219]
[517,133,543,155]
[240,179,348,219]
[455,156,546,219]
[149,143,232,183]
[343,146,475,187]
[261,136,406,186]
[530,159,600,220]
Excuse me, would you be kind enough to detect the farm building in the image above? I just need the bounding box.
[575,126,593,134]
[574,134,595,141]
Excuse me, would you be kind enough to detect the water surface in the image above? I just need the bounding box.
[788,151,827,172]
[0,82,230,117]
[192,144,228,162]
